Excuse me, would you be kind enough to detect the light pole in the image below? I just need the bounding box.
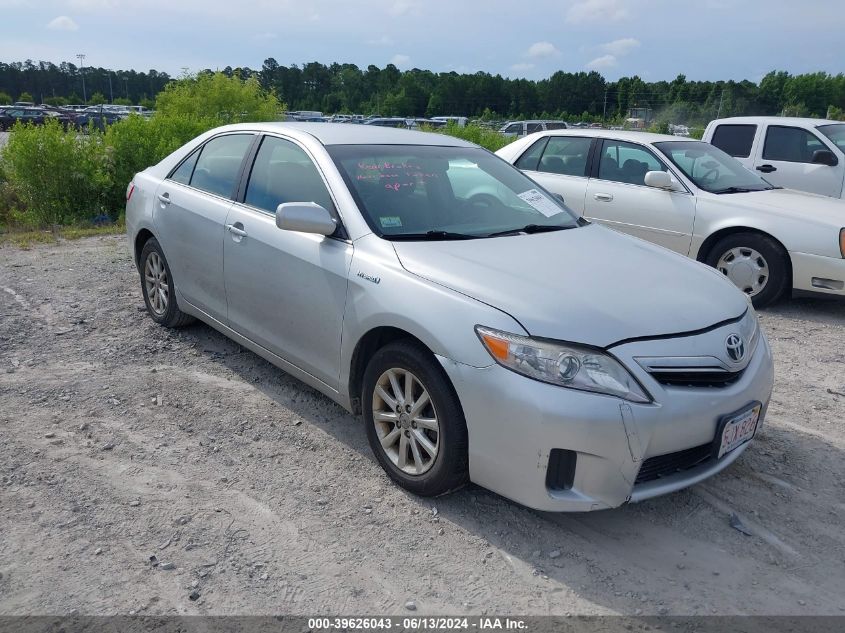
[76,53,87,103]
[106,71,113,103]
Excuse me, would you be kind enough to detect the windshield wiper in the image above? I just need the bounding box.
[711,186,761,194]
[487,224,571,238]
[386,230,479,241]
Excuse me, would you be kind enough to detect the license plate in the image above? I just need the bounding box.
[718,404,761,458]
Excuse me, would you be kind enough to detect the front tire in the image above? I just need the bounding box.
[362,340,468,496]
[138,237,195,328]
[705,232,789,308]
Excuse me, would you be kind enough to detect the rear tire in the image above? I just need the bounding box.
[138,237,195,328]
[705,232,789,308]
[362,340,468,497]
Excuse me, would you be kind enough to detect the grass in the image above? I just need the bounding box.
[0,221,124,248]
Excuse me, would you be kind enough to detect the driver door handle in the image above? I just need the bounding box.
[157,193,171,205]
[594,192,613,202]
[756,164,777,173]
[225,224,248,237]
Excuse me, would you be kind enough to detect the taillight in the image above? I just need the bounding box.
[840,228,844,258]
[126,182,135,201]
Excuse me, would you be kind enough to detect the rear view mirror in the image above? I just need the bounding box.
[644,171,676,190]
[276,202,337,236]
[812,149,838,167]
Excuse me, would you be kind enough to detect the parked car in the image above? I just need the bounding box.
[126,122,774,512]
[431,116,468,127]
[0,107,47,130]
[499,120,568,138]
[497,129,845,307]
[704,117,845,199]
[363,117,413,128]
[74,107,123,130]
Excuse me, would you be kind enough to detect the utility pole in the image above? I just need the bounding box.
[107,71,113,103]
[603,87,608,121]
[716,89,724,118]
[76,53,87,103]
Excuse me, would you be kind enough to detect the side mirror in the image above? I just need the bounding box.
[644,170,676,190]
[276,202,337,236]
[811,149,838,167]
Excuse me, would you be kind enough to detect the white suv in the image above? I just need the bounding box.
[703,117,845,199]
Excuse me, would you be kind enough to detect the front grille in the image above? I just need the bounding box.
[635,443,714,484]
[650,369,743,388]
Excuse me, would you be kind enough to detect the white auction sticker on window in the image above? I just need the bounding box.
[517,189,561,218]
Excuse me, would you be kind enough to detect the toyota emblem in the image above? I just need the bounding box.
[725,334,746,363]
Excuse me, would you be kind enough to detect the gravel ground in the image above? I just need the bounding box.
[1,235,844,616]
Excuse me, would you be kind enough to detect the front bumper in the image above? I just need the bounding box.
[439,329,774,512]
[791,251,845,296]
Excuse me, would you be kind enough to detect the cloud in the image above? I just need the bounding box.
[253,32,277,42]
[600,37,640,56]
[367,35,394,46]
[388,0,420,16]
[390,54,410,66]
[567,0,629,23]
[526,41,559,59]
[510,63,535,72]
[586,54,617,70]
[46,15,79,31]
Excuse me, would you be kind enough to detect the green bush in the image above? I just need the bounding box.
[156,72,281,123]
[430,122,515,152]
[0,119,111,227]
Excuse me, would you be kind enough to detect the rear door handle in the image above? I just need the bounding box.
[157,193,171,205]
[225,224,248,238]
[594,192,613,202]
[756,164,777,173]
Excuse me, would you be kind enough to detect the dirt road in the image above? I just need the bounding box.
[1,235,843,616]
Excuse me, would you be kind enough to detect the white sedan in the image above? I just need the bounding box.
[497,130,845,307]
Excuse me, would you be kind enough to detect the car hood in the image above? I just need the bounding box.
[712,188,845,224]
[392,224,747,348]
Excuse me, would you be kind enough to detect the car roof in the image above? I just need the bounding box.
[710,116,842,128]
[533,128,696,144]
[213,122,476,147]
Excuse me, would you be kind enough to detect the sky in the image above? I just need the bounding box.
[0,0,842,82]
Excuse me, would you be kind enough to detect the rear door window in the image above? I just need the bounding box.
[189,134,254,198]
[711,124,757,158]
[169,149,200,185]
[537,136,592,177]
[514,137,549,171]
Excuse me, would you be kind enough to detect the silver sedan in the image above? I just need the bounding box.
[126,123,774,511]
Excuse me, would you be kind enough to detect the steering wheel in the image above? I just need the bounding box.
[700,167,720,185]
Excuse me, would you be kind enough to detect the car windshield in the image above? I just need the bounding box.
[327,144,580,239]
[654,140,775,193]
[818,124,845,152]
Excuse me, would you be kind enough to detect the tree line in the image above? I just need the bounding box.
[1,58,844,124]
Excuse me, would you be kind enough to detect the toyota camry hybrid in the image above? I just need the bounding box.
[126,123,774,512]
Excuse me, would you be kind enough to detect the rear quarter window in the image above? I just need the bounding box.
[710,124,757,158]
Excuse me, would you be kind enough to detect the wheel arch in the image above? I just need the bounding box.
[696,225,792,276]
[134,228,156,269]
[348,326,435,415]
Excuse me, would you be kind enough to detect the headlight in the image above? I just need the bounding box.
[475,326,651,403]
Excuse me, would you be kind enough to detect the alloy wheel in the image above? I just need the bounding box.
[372,368,440,475]
[144,251,169,316]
